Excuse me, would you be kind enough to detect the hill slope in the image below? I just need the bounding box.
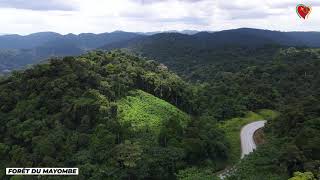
[0,50,228,179]
[2,28,320,74]
[104,28,320,52]
[102,28,320,78]
[118,90,190,135]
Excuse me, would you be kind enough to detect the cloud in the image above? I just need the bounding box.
[155,17,209,25]
[228,11,274,20]
[266,1,320,8]
[131,0,205,4]
[0,0,76,11]
[0,0,320,35]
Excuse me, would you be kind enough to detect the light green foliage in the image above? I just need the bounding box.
[257,109,280,121]
[117,90,190,135]
[219,110,278,164]
[289,172,316,180]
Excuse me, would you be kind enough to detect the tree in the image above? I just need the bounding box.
[114,140,143,169]
[176,167,219,180]
[90,124,116,162]
[288,172,316,180]
[113,140,143,179]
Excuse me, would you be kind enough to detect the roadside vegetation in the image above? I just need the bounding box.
[219,110,279,164]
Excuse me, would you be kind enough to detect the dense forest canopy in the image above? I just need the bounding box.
[0,29,319,179]
[105,45,320,179]
[0,51,230,179]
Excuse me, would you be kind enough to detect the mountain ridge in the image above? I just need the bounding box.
[1,28,320,74]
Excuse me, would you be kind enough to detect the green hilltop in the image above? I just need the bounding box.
[118,90,190,136]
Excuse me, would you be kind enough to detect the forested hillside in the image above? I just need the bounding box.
[0,29,320,179]
[226,48,320,179]
[2,28,320,74]
[0,51,229,179]
[0,31,142,73]
[102,29,320,69]
[158,46,320,179]
[106,38,320,179]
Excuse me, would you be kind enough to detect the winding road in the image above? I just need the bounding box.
[240,120,267,158]
[219,120,267,179]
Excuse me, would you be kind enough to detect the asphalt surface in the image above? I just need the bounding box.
[218,120,267,179]
[240,120,267,158]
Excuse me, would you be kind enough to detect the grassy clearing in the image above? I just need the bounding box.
[219,110,279,164]
[257,109,280,121]
[117,90,190,135]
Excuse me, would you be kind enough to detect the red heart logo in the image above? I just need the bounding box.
[296,4,312,19]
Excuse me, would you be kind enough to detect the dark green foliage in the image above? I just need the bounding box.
[226,140,290,180]
[1,30,320,179]
[182,116,229,167]
[176,167,219,180]
[214,48,320,179]
[109,42,320,178]
[0,50,228,179]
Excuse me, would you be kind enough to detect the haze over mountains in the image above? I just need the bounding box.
[0,31,141,73]
[136,30,202,35]
[1,28,320,73]
[0,31,141,49]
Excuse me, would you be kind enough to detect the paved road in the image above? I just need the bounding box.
[219,120,267,179]
[240,120,267,158]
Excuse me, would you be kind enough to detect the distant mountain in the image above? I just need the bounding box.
[101,28,320,76]
[104,28,317,51]
[0,32,61,49]
[0,31,143,73]
[287,31,320,47]
[2,28,320,74]
[0,31,142,50]
[137,30,203,35]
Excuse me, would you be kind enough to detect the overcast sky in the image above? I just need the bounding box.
[0,0,319,35]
